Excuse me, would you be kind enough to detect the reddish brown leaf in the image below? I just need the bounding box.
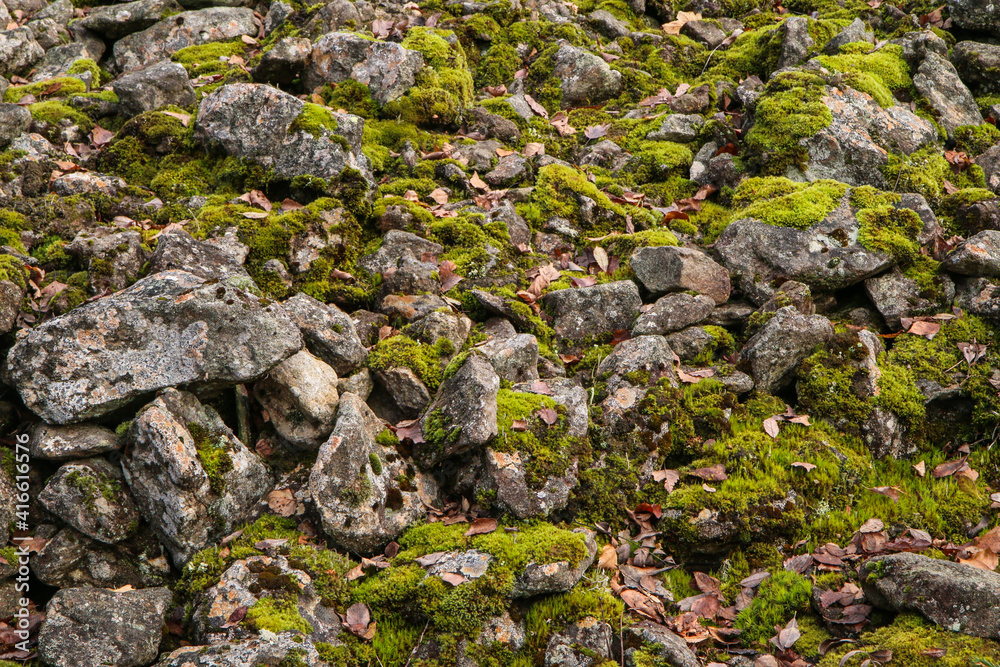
[688,463,727,482]
[538,407,559,425]
[868,486,902,502]
[465,517,498,536]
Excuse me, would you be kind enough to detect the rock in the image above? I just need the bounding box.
[513,377,589,439]
[255,350,340,449]
[0,270,25,335]
[777,16,814,69]
[579,139,630,171]
[485,153,531,187]
[251,36,311,85]
[195,83,370,181]
[597,335,677,394]
[740,306,834,393]
[666,326,714,361]
[39,459,139,544]
[953,197,1000,234]
[304,31,424,104]
[280,293,367,376]
[477,333,539,383]
[112,60,196,118]
[147,229,252,282]
[381,294,449,322]
[646,113,704,142]
[76,0,182,40]
[544,617,614,667]
[824,18,874,54]
[794,86,937,187]
[113,7,257,74]
[621,620,699,667]
[359,230,444,275]
[949,0,1000,35]
[406,309,472,354]
[681,19,726,48]
[155,635,329,666]
[588,9,630,38]
[980,145,1000,193]
[0,28,43,77]
[714,212,892,305]
[912,52,983,136]
[861,552,1000,637]
[6,270,302,424]
[865,267,954,329]
[551,41,622,108]
[38,586,173,667]
[943,230,1000,277]
[631,246,730,305]
[64,228,147,294]
[955,276,1000,324]
[376,366,431,418]
[310,393,437,553]
[29,423,118,461]
[418,352,499,466]
[123,388,273,565]
[511,528,597,597]
[541,281,642,340]
[471,106,521,143]
[32,526,171,589]
[952,41,1000,95]
[0,103,30,149]
[633,293,715,335]
[480,448,578,519]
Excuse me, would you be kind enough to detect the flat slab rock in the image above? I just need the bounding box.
[5,270,303,424]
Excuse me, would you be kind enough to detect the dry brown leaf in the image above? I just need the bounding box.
[470,172,488,190]
[913,460,926,477]
[523,94,549,119]
[763,417,779,439]
[524,142,545,157]
[663,10,701,34]
[598,543,618,570]
[465,517,498,536]
[266,488,297,517]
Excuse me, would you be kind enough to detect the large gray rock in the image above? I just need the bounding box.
[112,60,196,116]
[597,335,677,394]
[32,526,172,589]
[195,83,370,181]
[824,18,874,54]
[0,103,31,149]
[39,459,140,544]
[251,36,311,85]
[123,388,272,566]
[740,306,834,393]
[358,230,444,275]
[0,28,44,77]
[280,292,367,376]
[777,16,814,69]
[76,0,183,40]
[646,114,704,143]
[949,0,1000,35]
[943,230,1000,277]
[29,423,119,461]
[633,293,715,336]
[913,52,983,136]
[541,281,642,340]
[304,31,424,104]
[147,229,252,283]
[38,587,173,667]
[631,246,730,305]
[418,351,499,466]
[551,40,622,108]
[865,267,954,329]
[511,528,597,597]
[952,41,1000,95]
[862,552,1000,637]
[794,86,937,187]
[155,635,328,666]
[477,333,539,383]
[255,350,340,449]
[715,208,892,304]
[6,270,302,424]
[113,7,257,73]
[310,393,437,553]
[545,617,614,667]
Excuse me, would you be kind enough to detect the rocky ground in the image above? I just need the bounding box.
[1,0,1000,664]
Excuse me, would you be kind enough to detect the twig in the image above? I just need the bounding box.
[892,152,905,193]
[619,609,625,667]
[403,620,430,667]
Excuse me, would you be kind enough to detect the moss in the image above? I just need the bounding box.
[64,467,120,507]
[3,77,88,103]
[954,123,1000,156]
[734,570,812,646]
[816,44,910,107]
[526,164,632,232]
[476,43,522,89]
[368,452,384,476]
[692,325,736,365]
[383,28,474,126]
[882,146,987,205]
[286,544,354,608]
[494,388,586,488]
[731,177,848,229]
[367,335,447,391]
[624,142,694,184]
[245,597,314,635]
[819,614,1000,666]
[187,422,233,495]
[856,204,923,266]
[0,255,27,289]
[27,101,94,137]
[321,80,378,119]
[289,103,349,150]
[171,39,248,77]
[66,58,103,83]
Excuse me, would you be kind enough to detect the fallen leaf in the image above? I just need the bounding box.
[933,457,968,478]
[663,10,701,34]
[593,246,609,272]
[440,572,467,586]
[254,538,288,550]
[869,486,902,502]
[550,111,576,136]
[763,417,779,439]
[689,463,727,482]
[241,211,268,219]
[584,123,610,140]
[523,94,548,119]
[693,571,721,596]
[90,125,114,147]
[241,34,258,45]
[524,142,546,157]
[792,461,817,472]
[652,469,680,493]
[465,517,498,536]
[913,460,926,477]
[470,172,488,190]
[538,407,559,425]
[771,617,800,651]
[222,605,248,628]
[341,603,376,639]
[907,320,941,339]
[266,488,297,517]
[598,544,618,570]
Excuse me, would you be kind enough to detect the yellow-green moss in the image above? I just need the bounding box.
[816,44,910,107]
[383,28,474,126]
[187,422,232,495]
[731,177,848,229]
[245,597,314,635]
[735,569,812,646]
[3,77,87,103]
[367,336,451,391]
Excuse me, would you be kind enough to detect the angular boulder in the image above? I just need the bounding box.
[541,281,642,340]
[740,306,834,393]
[39,459,140,544]
[304,31,424,104]
[254,350,340,449]
[630,246,730,305]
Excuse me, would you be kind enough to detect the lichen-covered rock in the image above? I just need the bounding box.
[0,103,31,149]
[255,350,340,449]
[544,616,614,667]
[740,306,834,393]
[123,388,273,565]
[511,528,597,597]
[64,228,147,294]
[825,18,874,54]
[75,0,183,40]
[862,552,1000,637]
[943,230,1000,277]
[29,423,118,461]
[418,351,499,466]
[112,7,257,73]
[777,16,813,69]
[480,448,578,519]
[358,230,444,275]
[375,366,431,419]
[621,621,699,667]
[147,229,252,283]
[280,292,367,376]
[912,52,983,136]
[0,28,44,77]
[598,335,678,394]
[195,83,370,181]
[646,113,704,143]
[865,267,955,329]
[551,40,622,108]
[633,293,715,335]
[541,281,642,340]
[32,526,171,589]
[6,270,302,424]
[112,60,196,117]
[949,0,1000,35]
[952,41,1000,95]
[39,458,139,544]
[304,31,424,104]
[478,333,540,383]
[251,36,311,85]
[310,393,437,553]
[38,586,173,667]
[631,246,730,305]
[155,635,330,666]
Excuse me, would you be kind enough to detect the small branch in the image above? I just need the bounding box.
[403,620,431,667]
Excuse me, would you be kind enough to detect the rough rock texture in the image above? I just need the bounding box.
[740,306,834,393]
[511,529,597,597]
[280,292,367,376]
[112,60,196,116]
[39,458,140,544]
[304,31,424,103]
[123,388,272,565]
[541,281,642,339]
[310,392,437,553]
[29,423,119,461]
[38,587,173,667]
[949,0,1000,35]
[32,526,172,589]
[631,246,730,304]
[912,52,983,136]
[6,270,303,424]
[75,0,183,40]
[943,230,1000,277]
[552,41,622,107]
[254,349,340,448]
[195,83,370,181]
[622,621,699,667]
[862,552,1000,637]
